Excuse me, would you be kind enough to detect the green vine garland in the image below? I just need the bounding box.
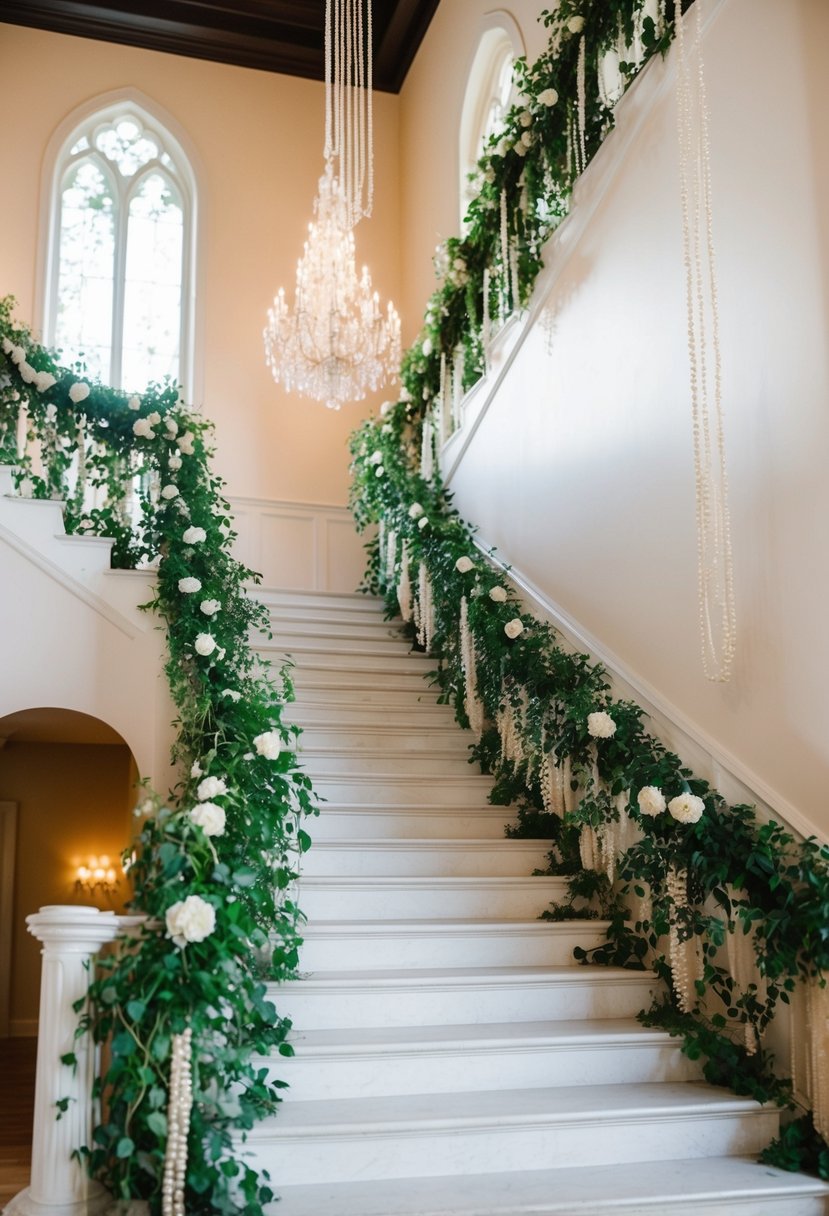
[348,0,829,1178]
[0,296,315,1212]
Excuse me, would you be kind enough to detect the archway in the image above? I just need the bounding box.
[0,707,138,1039]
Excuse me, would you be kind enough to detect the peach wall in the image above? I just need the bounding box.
[0,22,401,506]
[0,742,135,1033]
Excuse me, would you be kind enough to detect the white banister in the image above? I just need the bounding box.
[6,905,122,1216]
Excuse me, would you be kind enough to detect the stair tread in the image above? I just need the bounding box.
[286,1018,675,1051]
[269,1158,829,1215]
[257,1082,768,1134]
[308,839,547,848]
[276,964,657,987]
[298,875,563,887]
[302,919,607,932]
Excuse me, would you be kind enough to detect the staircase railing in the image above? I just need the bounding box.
[0,297,317,1213]
[348,0,829,1180]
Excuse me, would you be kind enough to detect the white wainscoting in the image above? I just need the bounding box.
[226,496,370,593]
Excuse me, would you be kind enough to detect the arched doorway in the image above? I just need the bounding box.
[0,707,137,1036]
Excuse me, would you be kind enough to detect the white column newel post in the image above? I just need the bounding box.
[6,905,122,1216]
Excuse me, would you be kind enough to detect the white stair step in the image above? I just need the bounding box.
[262,647,436,675]
[1,493,67,540]
[299,919,608,971]
[300,749,475,776]
[269,631,414,655]
[301,840,548,877]
[247,1083,778,1185]
[286,667,437,693]
[266,1157,829,1216]
[266,615,407,641]
[261,589,385,615]
[312,775,494,806]
[298,875,562,919]
[52,532,115,577]
[271,966,662,1029]
[306,805,514,841]
[0,465,19,494]
[286,700,453,723]
[298,727,471,754]
[268,1018,701,1101]
[288,684,444,707]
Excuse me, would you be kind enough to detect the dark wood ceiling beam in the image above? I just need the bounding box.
[0,0,439,92]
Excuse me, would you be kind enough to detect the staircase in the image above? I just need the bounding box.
[243,589,829,1216]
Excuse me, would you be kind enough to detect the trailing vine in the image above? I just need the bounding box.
[349,0,829,1178]
[0,296,315,1212]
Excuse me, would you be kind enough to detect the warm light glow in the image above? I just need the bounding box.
[264,163,400,410]
[75,853,119,895]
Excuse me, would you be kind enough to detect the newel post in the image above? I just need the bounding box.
[6,905,122,1216]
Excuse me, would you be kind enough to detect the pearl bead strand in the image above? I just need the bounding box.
[162,1027,193,1216]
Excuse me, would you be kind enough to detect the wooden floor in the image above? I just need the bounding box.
[0,1037,35,1208]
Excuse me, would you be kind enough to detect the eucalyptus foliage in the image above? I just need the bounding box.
[349,0,829,1176]
[0,295,315,1212]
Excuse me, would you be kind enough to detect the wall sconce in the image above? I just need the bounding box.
[75,855,119,896]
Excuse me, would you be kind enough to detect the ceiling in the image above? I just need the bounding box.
[0,1,441,94]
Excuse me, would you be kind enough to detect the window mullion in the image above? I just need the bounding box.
[111,176,128,389]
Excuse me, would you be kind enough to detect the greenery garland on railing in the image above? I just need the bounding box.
[0,295,315,1212]
[349,0,829,1178]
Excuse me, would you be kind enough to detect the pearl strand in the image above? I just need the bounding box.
[419,414,434,482]
[459,595,484,735]
[385,527,397,583]
[674,0,737,682]
[162,1027,193,1216]
[481,269,491,369]
[499,190,509,322]
[666,865,694,1013]
[576,33,587,174]
[397,540,412,621]
[438,352,448,441]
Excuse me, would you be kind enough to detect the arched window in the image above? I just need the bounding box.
[42,94,198,396]
[459,18,526,225]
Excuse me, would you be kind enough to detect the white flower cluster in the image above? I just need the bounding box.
[504,618,524,639]
[253,730,282,760]
[489,585,507,603]
[196,775,227,800]
[165,894,215,947]
[189,801,226,837]
[587,710,616,739]
[636,786,706,824]
[455,556,474,574]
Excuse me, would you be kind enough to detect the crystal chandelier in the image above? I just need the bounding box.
[263,0,401,410]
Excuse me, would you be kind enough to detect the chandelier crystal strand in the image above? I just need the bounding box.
[325,0,372,226]
[674,0,736,681]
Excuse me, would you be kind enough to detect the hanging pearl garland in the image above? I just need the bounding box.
[481,269,491,369]
[452,348,463,430]
[419,413,434,482]
[562,754,580,816]
[416,562,434,651]
[459,595,484,735]
[540,742,566,817]
[575,32,587,174]
[385,526,397,582]
[666,864,695,1013]
[438,352,448,441]
[76,419,87,500]
[578,822,599,871]
[807,978,829,1142]
[397,539,412,621]
[674,0,737,682]
[499,189,510,321]
[162,1027,193,1216]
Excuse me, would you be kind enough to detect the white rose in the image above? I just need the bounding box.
[34,370,56,392]
[128,394,142,411]
[160,484,179,500]
[455,556,474,574]
[668,793,706,824]
[1,337,13,354]
[169,455,183,471]
[200,599,221,616]
[521,130,533,148]
[178,577,202,594]
[514,142,528,157]
[165,894,216,948]
[375,465,385,478]
[369,450,383,465]
[147,411,161,426]
[408,502,424,518]
[133,418,155,439]
[380,400,394,417]
[19,362,36,384]
[189,801,226,837]
[417,516,428,530]
[637,786,666,817]
[253,730,282,760]
[178,431,195,455]
[222,689,242,702]
[69,381,90,404]
[587,711,617,739]
[519,110,533,128]
[422,338,433,357]
[568,15,585,33]
[194,633,216,656]
[78,518,94,531]
[165,418,179,437]
[489,585,507,603]
[538,87,559,106]
[381,423,392,434]
[44,404,57,425]
[182,526,206,544]
[197,775,228,800]
[190,761,203,779]
[10,345,25,365]
[504,618,524,639]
